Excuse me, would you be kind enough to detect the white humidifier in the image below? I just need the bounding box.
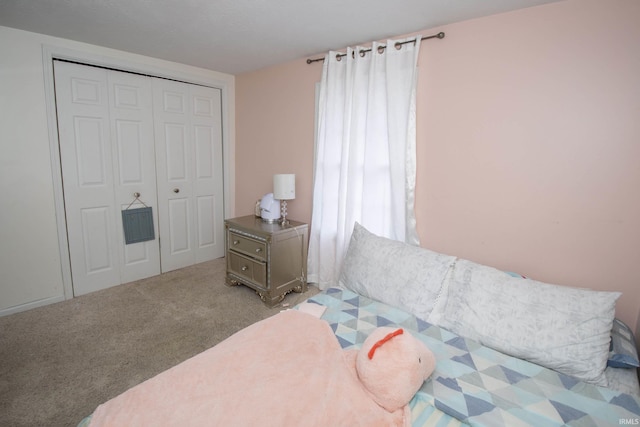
[259,193,280,223]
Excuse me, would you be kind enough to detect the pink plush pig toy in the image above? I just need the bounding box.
[352,327,436,426]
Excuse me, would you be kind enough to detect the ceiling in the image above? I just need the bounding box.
[0,0,561,75]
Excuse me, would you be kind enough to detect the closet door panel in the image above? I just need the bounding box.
[153,79,224,271]
[123,240,152,265]
[162,122,193,261]
[73,117,109,185]
[154,80,195,272]
[115,121,144,183]
[107,69,160,283]
[81,207,113,273]
[168,198,191,253]
[197,195,215,249]
[190,84,224,263]
[164,124,189,180]
[54,61,120,295]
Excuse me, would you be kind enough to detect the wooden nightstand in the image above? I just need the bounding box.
[224,215,308,307]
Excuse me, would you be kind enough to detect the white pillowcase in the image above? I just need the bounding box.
[339,222,455,321]
[438,258,620,386]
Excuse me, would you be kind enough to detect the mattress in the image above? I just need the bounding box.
[307,287,640,427]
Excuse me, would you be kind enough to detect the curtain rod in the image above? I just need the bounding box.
[306,32,445,64]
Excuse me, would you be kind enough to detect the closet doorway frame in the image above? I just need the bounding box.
[42,44,236,301]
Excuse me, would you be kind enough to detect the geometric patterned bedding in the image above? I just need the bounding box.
[306,287,640,427]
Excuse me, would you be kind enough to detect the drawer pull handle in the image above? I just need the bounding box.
[255,248,262,253]
[233,240,239,245]
[241,265,248,272]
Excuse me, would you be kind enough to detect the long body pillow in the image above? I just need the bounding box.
[438,258,620,386]
[339,222,455,322]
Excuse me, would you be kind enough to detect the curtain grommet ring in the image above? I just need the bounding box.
[377,45,385,54]
[395,42,402,50]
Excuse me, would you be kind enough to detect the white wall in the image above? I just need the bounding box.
[0,26,235,315]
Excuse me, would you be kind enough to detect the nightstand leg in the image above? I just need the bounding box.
[225,277,240,287]
[258,291,286,307]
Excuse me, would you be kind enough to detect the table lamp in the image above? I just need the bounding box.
[273,174,295,226]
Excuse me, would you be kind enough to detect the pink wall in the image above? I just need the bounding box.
[236,0,640,330]
[235,59,318,222]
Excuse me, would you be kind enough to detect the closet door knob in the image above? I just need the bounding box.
[173,188,180,193]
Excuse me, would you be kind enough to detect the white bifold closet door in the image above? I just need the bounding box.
[54,61,224,297]
[153,80,225,273]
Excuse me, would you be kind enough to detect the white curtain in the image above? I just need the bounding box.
[308,36,422,289]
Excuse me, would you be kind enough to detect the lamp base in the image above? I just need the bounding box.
[279,200,290,227]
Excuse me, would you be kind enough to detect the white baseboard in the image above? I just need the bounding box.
[0,295,66,317]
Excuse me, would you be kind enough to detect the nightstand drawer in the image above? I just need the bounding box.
[228,231,267,261]
[227,251,266,286]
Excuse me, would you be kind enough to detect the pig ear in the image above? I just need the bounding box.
[367,329,404,360]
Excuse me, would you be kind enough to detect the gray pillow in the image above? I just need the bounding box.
[439,258,620,386]
[339,222,455,321]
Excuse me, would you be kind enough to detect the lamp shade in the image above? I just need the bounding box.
[273,174,295,200]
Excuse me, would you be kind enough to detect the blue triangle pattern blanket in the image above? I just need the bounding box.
[307,288,640,427]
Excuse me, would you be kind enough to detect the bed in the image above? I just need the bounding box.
[308,287,639,426]
[80,223,640,426]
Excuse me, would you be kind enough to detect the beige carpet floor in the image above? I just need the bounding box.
[0,258,318,427]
